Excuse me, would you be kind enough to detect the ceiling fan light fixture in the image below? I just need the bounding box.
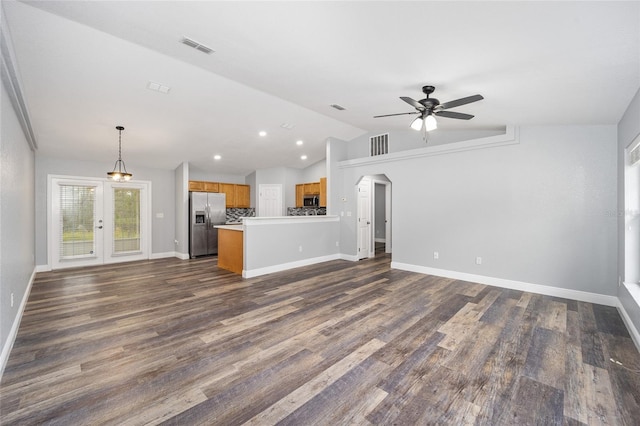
[425,114,438,131]
[410,116,423,131]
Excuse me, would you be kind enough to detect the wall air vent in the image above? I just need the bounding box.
[370,133,389,156]
[180,37,214,54]
[330,104,346,111]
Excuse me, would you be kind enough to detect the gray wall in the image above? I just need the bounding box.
[1,78,35,371]
[188,166,247,185]
[244,219,339,272]
[335,125,618,295]
[300,159,326,182]
[35,155,176,266]
[618,87,640,334]
[347,128,506,160]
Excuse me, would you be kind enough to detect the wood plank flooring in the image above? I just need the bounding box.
[1,254,639,425]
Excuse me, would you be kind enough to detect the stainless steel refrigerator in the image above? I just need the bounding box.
[189,192,226,257]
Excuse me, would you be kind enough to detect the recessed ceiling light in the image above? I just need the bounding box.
[259,131,267,137]
[296,140,303,146]
[213,155,221,160]
[301,155,307,160]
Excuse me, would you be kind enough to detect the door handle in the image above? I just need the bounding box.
[95,226,103,229]
[367,221,371,225]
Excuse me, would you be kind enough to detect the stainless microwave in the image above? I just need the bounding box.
[303,195,319,207]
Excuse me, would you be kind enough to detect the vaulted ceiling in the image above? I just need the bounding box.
[3,1,639,175]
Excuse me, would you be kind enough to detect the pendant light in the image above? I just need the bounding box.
[107,125,132,181]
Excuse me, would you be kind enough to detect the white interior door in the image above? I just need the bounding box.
[357,177,372,259]
[258,184,282,217]
[49,176,150,269]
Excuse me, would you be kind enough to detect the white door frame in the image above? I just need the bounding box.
[48,175,152,269]
[357,175,392,259]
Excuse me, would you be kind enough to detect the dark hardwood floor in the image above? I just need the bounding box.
[1,254,639,425]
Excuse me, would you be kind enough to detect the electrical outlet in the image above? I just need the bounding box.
[336,241,339,247]
[299,245,303,252]
[433,251,439,260]
[174,239,178,245]
[476,256,482,265]
[11,293,14,308]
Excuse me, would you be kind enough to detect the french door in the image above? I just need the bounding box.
[49,176,150,269]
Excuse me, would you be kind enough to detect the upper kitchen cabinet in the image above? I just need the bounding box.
[295,184,304,207]
[219,183,250,208]
[204,181,219,192]
[303,182,320,195]
[189,180,205,191]
[319,177,327,207]
[219,183,236,208]
[189,180,219,193]
[235,184,250,208]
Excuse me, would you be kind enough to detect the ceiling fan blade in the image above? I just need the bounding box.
[373,111,420,118]
[439,94,484,110]
[435,110,475,120]
[400,97,425,110]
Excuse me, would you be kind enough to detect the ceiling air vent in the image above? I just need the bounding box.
[370,133,389,156]
[180,37,214,54]
[330,104,346,111]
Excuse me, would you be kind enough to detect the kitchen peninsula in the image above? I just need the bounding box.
[215,215,340,278]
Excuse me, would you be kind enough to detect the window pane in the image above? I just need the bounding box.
[113,188,140,253]
[60,185,95,258]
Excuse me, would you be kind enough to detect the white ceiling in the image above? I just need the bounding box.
[3,1,640,176]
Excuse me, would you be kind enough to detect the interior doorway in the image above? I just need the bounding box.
[258,184,283,217]
[357,174,391,259]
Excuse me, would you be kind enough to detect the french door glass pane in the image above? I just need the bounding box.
[60,185,96,258]
[113,188,141,253]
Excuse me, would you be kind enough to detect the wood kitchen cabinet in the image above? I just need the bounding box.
[303,182,320,195]
[319,177,327,207]
[191,181,251,207]
[204,181,219,192]
[189,180,219,192]
[219,183,236,208]
[188,180,205,191]
[295,184,304,207]
[235,184,250,208]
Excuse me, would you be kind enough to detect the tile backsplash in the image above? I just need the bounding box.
[226,208,255,223]
[287,207,327,216]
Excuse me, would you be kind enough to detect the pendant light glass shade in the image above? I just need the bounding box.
[107,126,132,181]
[424,114,438,131]
[410,116,423,131]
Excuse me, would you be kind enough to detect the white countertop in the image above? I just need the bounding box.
[214,224,243,231]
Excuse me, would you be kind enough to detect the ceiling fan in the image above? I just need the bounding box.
[374,85,484,131]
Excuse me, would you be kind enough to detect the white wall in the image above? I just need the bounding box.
[34,155,177,266]
[1,79,35,374]
[618,87,640,339]
[334,125,618,296]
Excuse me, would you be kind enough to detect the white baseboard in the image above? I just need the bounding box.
[339,253,359,262]
[243,254,341,278]
[391,262,619,307]
[150,251,178,260]
[617,298,640,352]
[35,264,51,272]
[174,252,190,260]
[1,267,36,379]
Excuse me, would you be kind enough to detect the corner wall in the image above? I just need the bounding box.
[618,86,640,343]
